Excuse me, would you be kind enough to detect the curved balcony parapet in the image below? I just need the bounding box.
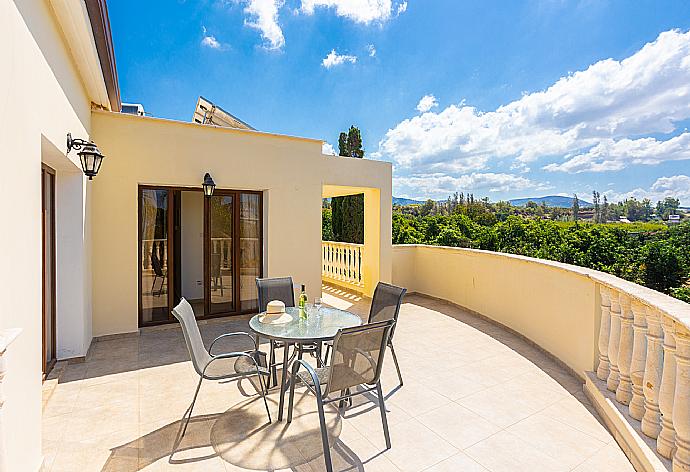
[392,244,689,472]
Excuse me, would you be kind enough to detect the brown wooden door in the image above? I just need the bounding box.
[41,165,56,376]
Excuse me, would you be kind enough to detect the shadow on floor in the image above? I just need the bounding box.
[99,389,388,472]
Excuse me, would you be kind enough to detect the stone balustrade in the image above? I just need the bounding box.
[596,284,690,470]
[322,241,364,291]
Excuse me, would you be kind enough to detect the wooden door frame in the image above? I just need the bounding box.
[138,185,263,327]
[137,185,177,327]
[41,164,57,377]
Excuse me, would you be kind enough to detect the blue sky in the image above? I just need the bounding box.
[109,0,690,204]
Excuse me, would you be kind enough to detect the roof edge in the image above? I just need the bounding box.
[93,109,324,145]
[84,0,120,111]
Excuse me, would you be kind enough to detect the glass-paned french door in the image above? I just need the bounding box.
[138,186,262,327]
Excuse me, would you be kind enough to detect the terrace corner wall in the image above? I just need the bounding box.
[0,0,94,469]
[392,245,600,377]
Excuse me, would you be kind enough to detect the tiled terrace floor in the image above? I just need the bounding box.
[42,285,635,472]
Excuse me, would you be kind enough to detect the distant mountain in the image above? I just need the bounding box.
[508,195,593,208]
[393,197,425,206]
[392,195,594,208]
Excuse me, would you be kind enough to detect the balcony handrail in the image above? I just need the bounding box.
[322,240,364,248]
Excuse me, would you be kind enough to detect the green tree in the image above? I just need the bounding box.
[330,125,365,243]
[640,241,686,293]
[572,194,580,222]
[420,199,435,217]
[321,206,333,241]
[602,195,609,222]
[338,126,364,158]
[657,197,680,220]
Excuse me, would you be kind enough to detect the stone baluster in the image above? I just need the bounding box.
[642,308,664,438]
[629,300,648,420]
[597,286,612,380]
[673,324,690,472]
[658,317,678,459]
[617,294,634,404]
[608,291,622,392]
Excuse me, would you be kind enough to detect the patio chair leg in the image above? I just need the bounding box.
[376,382,392,449]
[338,388,352,410]
[269,341,277,388]
[180,375,203,441]
[278,342,292,421]
[156,274,166,297]
[287,363,299,423]
[389,342,403,387]
[323,343,331,365]
[151,275,158,295]
[315,389,333,472]
[256,364,272,423]
[315,342,323,368]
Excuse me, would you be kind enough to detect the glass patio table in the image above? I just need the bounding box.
[249,306,362,420]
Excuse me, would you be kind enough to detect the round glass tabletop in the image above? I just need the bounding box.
[249,306,362,342]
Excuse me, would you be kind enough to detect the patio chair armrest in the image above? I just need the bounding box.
[291,359,324,396]
[203,351,266,377]
[209,332,256,355]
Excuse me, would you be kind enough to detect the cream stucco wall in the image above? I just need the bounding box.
[90,111,393,337]
[0,0,94,469]
[392,245,600,377]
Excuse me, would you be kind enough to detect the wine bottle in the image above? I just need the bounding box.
[299,284,308,309]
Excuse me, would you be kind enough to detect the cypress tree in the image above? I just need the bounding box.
[330,126,365,243]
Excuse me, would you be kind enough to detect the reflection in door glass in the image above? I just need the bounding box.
[141,189,169,323]
[240,194,261,311]
[209,195,233,314]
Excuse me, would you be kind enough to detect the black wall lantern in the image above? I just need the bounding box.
[202,173,216,197]
[66,133,105,180]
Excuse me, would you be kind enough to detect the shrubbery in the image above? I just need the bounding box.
[392,213,690,301]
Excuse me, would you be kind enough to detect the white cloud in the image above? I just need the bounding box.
[322,142,336,155]
[301,0,407,24]
[322,49,357,68]
[543,132,690,173]
[234,0,404,49]
[201,35,222,49]
[201,26,227,50]
[243,0,285,50]
[416,94,438,113]
[393,172,551,200]
[605,175,690,205]
[377,30,690,175]
[367,44,377,57]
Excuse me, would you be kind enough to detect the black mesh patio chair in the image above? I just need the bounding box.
[171,298,271,446]
[255,277,321,387]
[150,252,166,297]
[324,282,407,387]
[287,319,395,472]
